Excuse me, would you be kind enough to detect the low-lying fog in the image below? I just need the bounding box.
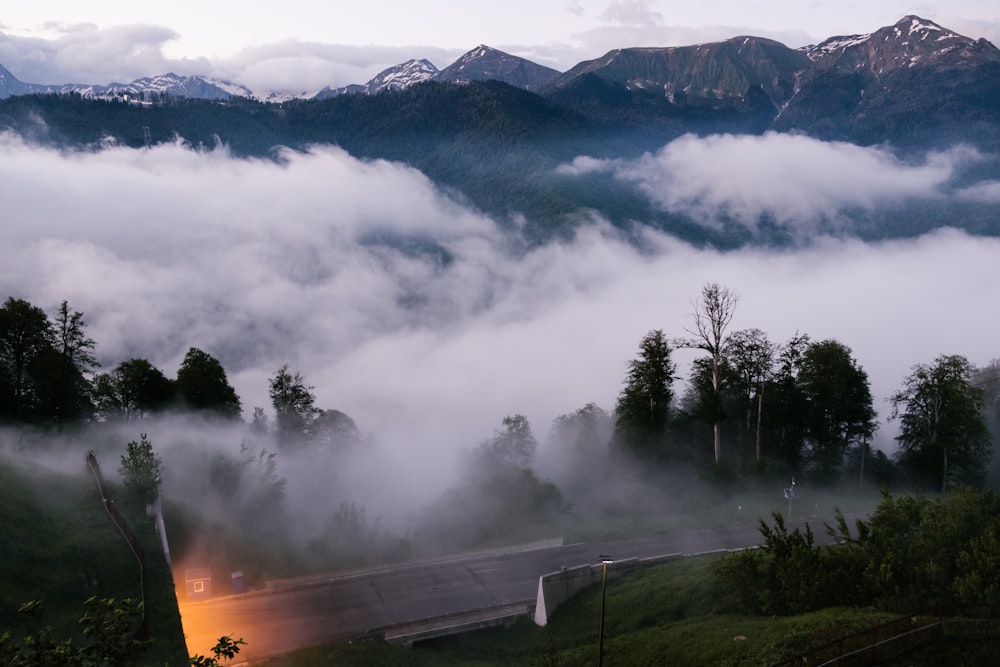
[2,130,998,533]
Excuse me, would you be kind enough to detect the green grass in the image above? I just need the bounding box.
[0,452,188,664]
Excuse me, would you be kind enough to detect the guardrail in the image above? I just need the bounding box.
[775,605,999,666]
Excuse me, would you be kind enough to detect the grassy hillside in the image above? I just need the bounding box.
[0,451,188,664]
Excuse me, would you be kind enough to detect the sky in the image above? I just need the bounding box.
[1,1,999,92]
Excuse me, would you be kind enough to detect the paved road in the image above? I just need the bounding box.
[178,519,825,661]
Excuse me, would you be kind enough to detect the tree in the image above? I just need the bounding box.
[768,332,811,471]
[175,347,242,418]
[614,330,676,457]
[268,365,319,446]
[312,409,368,452]
[679,283,738,464]
[549,402,612,457]
[0,297,56,422]
[973,359,1000,480]
[119,433,162,506]
[47,301,98,428]
[891,354,991,492]
[796,340,877,481]
[725,328,776,465]
[546,403,613,500]
[93,358,174,421]
[480,414,537,469]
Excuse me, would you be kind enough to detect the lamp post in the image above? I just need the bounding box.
[598,555,614,667]
[783,476,799,518]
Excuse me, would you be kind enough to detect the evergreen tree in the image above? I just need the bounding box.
[614,329,677,458]
[119,433,162,506]
[50,300,98,427]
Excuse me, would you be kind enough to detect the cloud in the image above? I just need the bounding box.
[600,0,664,27]
[561,133,970,233]
[1,133,998,472]
[0,23,211,85]
[0,26,465,93]
[958,180,1000,203]
[213,42,465,94]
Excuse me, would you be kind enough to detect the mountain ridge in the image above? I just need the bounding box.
[2,15,994,106]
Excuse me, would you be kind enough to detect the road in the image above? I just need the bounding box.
[177,519,820,661]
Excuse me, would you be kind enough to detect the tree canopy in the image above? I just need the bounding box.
[891,354,991,492]
[175,347,242,419]
[614,329,676,457]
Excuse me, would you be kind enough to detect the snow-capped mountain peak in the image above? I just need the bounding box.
[365,59,439,94]
[800,14,995,75]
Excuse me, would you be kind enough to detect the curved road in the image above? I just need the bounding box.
[178,518,832,661]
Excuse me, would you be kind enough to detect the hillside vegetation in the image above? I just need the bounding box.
[0,453,188,664]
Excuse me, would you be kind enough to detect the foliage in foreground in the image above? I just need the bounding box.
[189,635,247,666]
[0,597,146,667]
[0,597,245,667]
[716,486,1000,614]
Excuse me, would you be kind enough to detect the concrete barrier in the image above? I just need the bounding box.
[534,554,693,626]
[381,601,534,646]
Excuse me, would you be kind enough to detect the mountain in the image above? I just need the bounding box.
[0,64,59,97]
[545,36,809,109]
[773,16,1000,145]
[0,67,254,101]
[0,15,998,245]
[86,73,255,101]
[434,45,561,92]
[1,45,557,102]
[312,45,560,100]
[313,58,439,100]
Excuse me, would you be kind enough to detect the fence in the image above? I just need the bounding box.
[85,451,149,640]
[775,605,1000,666]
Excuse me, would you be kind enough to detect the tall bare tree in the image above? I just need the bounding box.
[678,283,738,464]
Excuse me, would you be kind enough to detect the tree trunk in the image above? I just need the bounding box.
[859,439,866,488]
[713,422,721,463]
[755,389,764,463]
[942,446,948,494]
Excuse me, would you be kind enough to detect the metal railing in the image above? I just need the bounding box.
[775,605,999,666]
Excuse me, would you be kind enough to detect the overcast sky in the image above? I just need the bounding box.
[2,1,999,92]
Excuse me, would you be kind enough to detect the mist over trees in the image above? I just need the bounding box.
[0,285,996,576]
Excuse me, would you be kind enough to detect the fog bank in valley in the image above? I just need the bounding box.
[2,130,998,526]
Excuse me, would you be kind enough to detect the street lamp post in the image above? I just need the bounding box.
[598,556,614,667]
